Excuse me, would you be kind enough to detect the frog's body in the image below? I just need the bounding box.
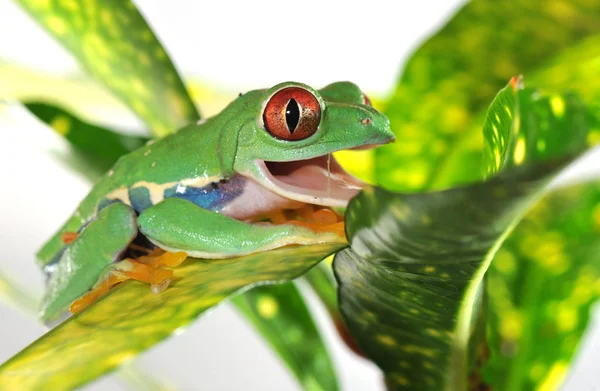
[38,81,394,320]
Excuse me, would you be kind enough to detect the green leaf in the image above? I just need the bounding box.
[15,0,200,136]
[378,0,600,191]
[232,283,339,391]
[24,101,149,174]
[0,244,343,390]
[334,83,597,390]
[484,182,600,391]
[482,80,594,176]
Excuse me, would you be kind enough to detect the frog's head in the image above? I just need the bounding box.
[232,81,395,208]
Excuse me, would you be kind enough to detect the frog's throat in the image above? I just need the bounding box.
[253,154,364,208]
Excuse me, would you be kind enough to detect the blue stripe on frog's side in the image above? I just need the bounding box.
[164,175,246,211]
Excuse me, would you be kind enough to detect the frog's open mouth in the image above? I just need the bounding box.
[257,154,365,208]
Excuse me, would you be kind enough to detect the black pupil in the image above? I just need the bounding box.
[285,99,300,133]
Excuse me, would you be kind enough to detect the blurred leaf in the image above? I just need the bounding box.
[232,282,339,391]
[304,262,338,316]
[0,270,39,316]
[24,101,149,174]
[484,183,600,391]
[333,82,597,390]
[15,0,200,136]
[0,62,234,119]
[378,0,600,191]
[0,244,343,390]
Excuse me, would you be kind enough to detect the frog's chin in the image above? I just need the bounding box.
[253,154,365,208]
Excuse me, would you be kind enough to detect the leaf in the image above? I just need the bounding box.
[484,182,600,391]
[232,283,339,391]
[15,0,200,136]
[333,83,598,391]
[0,270,39,316]
[377,0,600,191]
[24,101,149,174]
[483,79,594,176]
[0,244,343,390]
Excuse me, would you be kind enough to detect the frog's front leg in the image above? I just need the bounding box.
[40,202,138,320]
[138,198,346,259]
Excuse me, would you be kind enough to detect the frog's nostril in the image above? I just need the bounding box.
[360,117,372,126]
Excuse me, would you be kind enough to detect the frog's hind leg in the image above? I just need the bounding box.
[137,198,345,259]
[40,202,138,321]
[69,245,188,315]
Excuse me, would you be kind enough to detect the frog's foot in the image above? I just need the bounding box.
[69,249,187,315]
[61,231,78,244]
[70,273,128,314]
[269,205,345,238]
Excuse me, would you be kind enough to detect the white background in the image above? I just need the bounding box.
[1,1,599,390]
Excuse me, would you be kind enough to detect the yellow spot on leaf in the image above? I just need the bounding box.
[402,345,437,358]
[529,362,546,381]
[593,204,600,231]
[441,105,469,132]
[30,0,50,8]
[391,375,410,386]
[549,95,565,117]
[100,9,113,26]
[537,139,546,152]
[50,116,71,136]
[494,249,516,274]
[168,90,192,119]
[588,131,600,147]
[376,334,397,347]
[500,310,522,340]
[397,141,423,156]
[257,296,278,319]
[391,204,411,221]
[62,0,79,12]
[424,266,435,273]
[426,328,441,337]
[420,214,432,226]
[132,79,149,96]
[557,305,578,332]
[537,362,567,391]
[46,15,68,36]
[513,136,526,165]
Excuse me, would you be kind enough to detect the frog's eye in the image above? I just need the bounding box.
[263,87,321,141]
[362,92,372,106]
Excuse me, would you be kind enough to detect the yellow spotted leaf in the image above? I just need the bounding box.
[232,283,339,391]
[15,0,200,137]
[0,244,343,390]
[335,84,598,390]
[378,0,600,191]
[485,183,600,391]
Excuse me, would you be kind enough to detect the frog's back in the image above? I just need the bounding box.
[36,90,257,268]
[36,122,225,267]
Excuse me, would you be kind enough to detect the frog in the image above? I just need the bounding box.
[37,81,395,320]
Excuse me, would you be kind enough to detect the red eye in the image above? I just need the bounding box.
[362,92,372,106]
[262,87,321,141]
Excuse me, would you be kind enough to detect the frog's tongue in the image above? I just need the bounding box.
[258,154,365,207]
